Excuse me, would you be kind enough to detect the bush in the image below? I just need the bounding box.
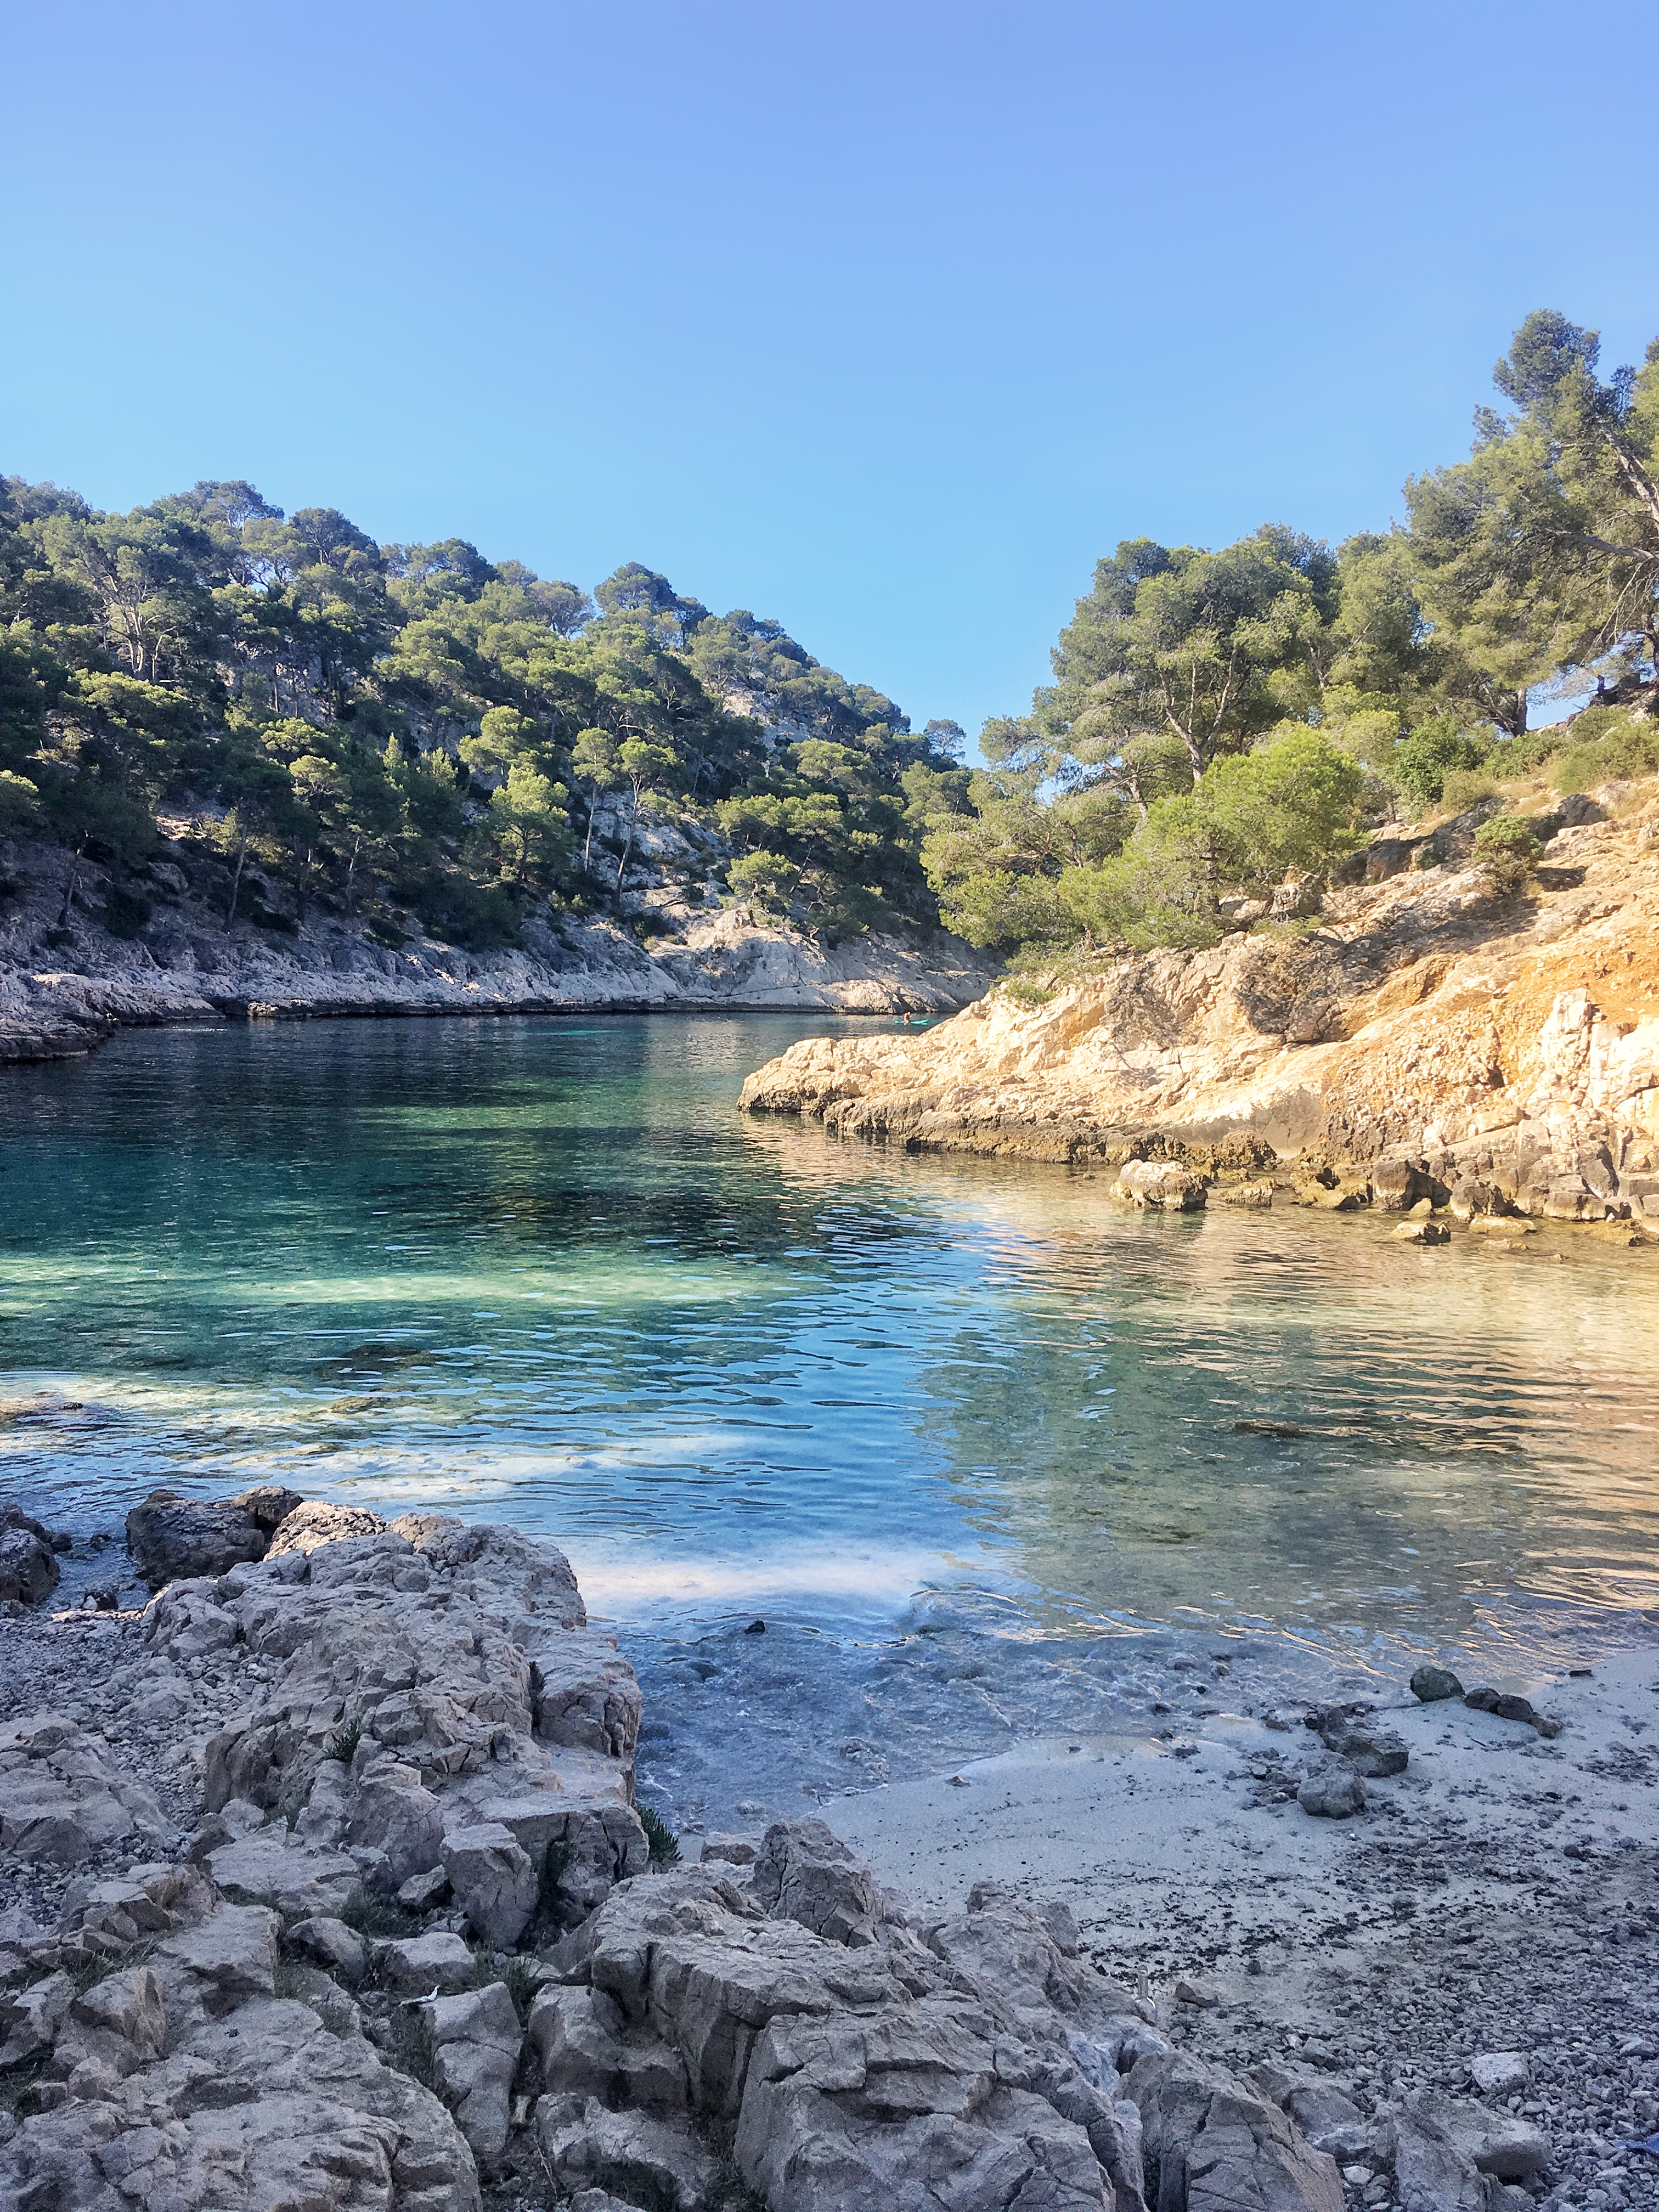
[1550,712,1659,795]
[1391,715,1491,812]
[323,1718,363,1763]
[1472,812,1543,893]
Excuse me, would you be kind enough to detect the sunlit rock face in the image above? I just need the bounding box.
[741,789,1659,1219]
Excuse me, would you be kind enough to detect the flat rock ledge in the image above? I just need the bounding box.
[0,1501,1564,2212]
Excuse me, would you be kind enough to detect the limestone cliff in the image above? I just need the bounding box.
[740,783,1659,1225]
[0,840,990,1064]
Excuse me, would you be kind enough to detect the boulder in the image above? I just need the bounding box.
[1467,2053,1528,2099]
[540,2097,716,2212]
[735,2006,1114,2211]
[125,1484,300,1587]
[1391,1217,1449,1243]
[195,1516,625,1937]
[751,1817,881,1945]
[264,1500,388,1556]
[0,1504,62,1605]
[1448,1175,1506,1222]
[1126,2049,1344,2212]
[288,1915,368,1984]
[1369,1159,1434,1212]
[532,1629,643,1758]
[155,1902,280,1998]
[1384,2092,1551,2212]
[0,1891,480,2212]
[0,1971,73,2069]
[1118,1160,1207,1211]
[442,1822,539,1947]
[425,1978,523,2164]
[1306,1707,1408,1778]
[1297,1768,1366,1819]
[698,1833,759,1866]
[1409,1664,1463,1703]
[204,1829,362,1917]
[349,1760,447,1884]
[382,1930,479,1997]
[397,1865,450,1912]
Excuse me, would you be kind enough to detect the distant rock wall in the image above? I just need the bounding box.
[0,840,991,1064]
[741,785,1659,1226]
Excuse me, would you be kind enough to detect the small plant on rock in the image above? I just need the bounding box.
[323,1717,363,1763]
[1472,813,1543,894]
[639,1805,681,1866]
[338,1888,414,1940]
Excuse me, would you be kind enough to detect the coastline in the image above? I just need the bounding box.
[738,788,1659,1240]
[1,1492,1655,2210]
[0,838,993,1066]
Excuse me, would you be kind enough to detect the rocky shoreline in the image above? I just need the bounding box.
[0,840,991,1066]
[3,1487,1656,2211]
[738,785,1659,1242]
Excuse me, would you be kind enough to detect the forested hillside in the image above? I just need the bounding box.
[0,490,967,951]
[918,311,1659,960]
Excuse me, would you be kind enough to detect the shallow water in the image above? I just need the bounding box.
[3,1014,1656,1827]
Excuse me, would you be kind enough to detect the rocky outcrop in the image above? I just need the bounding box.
[0,1713,168,1866]
[0,838,991,1063]
[0,1505,1561,2209]
[0,1863,481,2212]
[740,784,1659,1223]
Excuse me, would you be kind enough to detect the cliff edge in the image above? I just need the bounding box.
[741,781,1659,1226]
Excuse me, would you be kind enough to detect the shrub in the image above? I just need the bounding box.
[1550,712,1659,795]
[100,881,154,939]
[1057,727,1365,952]
[1472,813,1543,893]
[1391,715,1491,812]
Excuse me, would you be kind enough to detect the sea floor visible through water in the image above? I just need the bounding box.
[3,1012,1657,1833]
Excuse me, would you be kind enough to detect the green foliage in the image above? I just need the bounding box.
[323,1718,363,1763]
[639,1805,681,1866]
[937,309,1659,968]
[338,1887,416,1939]
[1390,715,1492,812]
[1472,813,1544,891]
[1550,708,1659,793]
[0,472,951,945]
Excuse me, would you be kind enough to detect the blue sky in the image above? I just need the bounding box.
[3,0,1654,744]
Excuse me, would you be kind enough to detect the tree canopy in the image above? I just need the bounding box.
[924,310,1659,962]
[0,483,961,948]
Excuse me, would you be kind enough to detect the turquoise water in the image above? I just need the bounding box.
[3,1014,1657,1825]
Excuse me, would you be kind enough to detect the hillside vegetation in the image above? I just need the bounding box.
[0,493,967,952]
[917,310,1659,961]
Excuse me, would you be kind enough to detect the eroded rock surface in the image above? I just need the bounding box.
[740,788,1659,1221]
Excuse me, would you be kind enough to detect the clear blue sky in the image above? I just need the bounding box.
[3,1,1653,744]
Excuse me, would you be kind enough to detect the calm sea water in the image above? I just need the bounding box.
[3,1014,1656,1827]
